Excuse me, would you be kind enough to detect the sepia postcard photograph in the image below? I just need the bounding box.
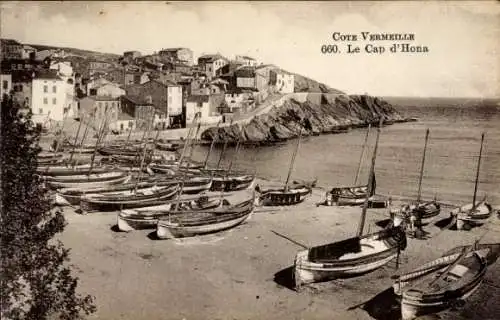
[0,1,499,320]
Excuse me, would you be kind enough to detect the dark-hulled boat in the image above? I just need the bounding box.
[210,173,256,192]
[257,184,312,206]
[79,183,179,212]
[328,184,374,206]
[156,194,255,239]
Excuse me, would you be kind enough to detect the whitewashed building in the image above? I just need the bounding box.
[31,70,72,123]
[270,70,294,94]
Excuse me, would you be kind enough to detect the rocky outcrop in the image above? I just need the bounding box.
[201,93,409,143]
[293,74,345,94]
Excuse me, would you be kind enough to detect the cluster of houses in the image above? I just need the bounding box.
[1,38,295,132]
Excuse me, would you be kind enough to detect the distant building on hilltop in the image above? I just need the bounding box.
[22,45,36,60]
[123,50,141,60]
[198,54,228,78]
[235,55,257,67]
[1,39,23,60]
[159,48,193,66]
[270,69,294,94]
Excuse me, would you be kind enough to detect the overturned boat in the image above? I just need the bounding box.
[156,194,255,239]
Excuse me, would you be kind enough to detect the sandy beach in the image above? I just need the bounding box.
[58,179,500,320]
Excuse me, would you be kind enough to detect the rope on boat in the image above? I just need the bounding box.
[270,230,308,249]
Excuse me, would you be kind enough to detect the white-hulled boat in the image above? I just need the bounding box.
[394,244,488,320]
[453,199,493,230]
[117,195,223,231]
[155,195,255,239]
[293,119,408,290]
[45,172,131,189]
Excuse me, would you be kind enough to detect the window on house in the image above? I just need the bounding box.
[43,98,48,104]
[43,85,48,93]
[39,108,43,114]
[18,84,23,92]
[52,85,56,93]
[128,121,133,128]
[2,81,7,90]
[52,98,57,105]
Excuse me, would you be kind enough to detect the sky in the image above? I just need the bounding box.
[1,1,499,98]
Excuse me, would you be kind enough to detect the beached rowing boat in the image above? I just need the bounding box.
[45,171,131,189]
[328,184,374,206]
[79,183,179,212]
[156,195,255,239]
[394,245,487,320]
[453,199,493,230]
[294,226,407,289]
[210,174,256,192]
[37,164,110,176]
[117,195,223,231]
[256,185,312,206]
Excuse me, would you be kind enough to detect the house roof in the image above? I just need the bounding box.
[238,55,255,61]
[122,95,153,106]
[235,67,256,78]
[187,95,210,103]
[33,69,62,80]
[1,38,22,45]
[90,95,120,101]
[118,112,135,120]
[198,54,227,63]
[160,47,191,53]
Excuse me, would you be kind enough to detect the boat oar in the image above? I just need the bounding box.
[270,230,308,249]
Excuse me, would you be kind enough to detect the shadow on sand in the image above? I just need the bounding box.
[434,216,456,230]
[147,231,160,240]
[274,266,296,291]
[350,287,401,320]
[110,224,121,232]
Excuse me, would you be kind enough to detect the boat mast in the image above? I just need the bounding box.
[227,124,242,175]
[133,111,155,193]
[284,128,302,192]
[354,124,371,186]
[87,105,110,176]
[68,114,84,164]
[472,132,485,208]
[357,118,383,237]
[73,113,92,168]
[416,128,430,203]
[203,121,222,169]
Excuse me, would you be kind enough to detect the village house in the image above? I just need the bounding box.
[255,64,276,92]
[89,60,114,75]
[31,69,74,124]
[186,94,224,125]
[1,39,24,59]
[270,69,295,93]
[1,73,12,98]
[197,54,229,78]
[21,45,36,60]
[34,50,53,62]
[123,50,141,61]
[124,71,149,86]
[235,55,257,67]
[224,89,255,114]
[50,61,74,82]
[235,67,257,90]
[1,59,45,73]
[10,71,33,108]
[159,48,193,66]
[78,95,121,129]
[125,79,183,127]
[87,79,125,98]
[121,95,168,130]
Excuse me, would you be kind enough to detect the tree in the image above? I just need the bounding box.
[0,95,96,319]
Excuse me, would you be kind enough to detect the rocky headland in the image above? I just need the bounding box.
[201,92,412,144]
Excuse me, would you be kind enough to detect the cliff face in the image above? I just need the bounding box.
[201,93,406,143]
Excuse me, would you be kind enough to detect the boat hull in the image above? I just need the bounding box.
[258,186,312,206]
[156,212,251,239]
[46,174,130,189]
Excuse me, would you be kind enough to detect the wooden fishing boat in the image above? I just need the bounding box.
[452,133,492,230]
[117,195,223,231]
[68,147,95,154]
[294,226,407,289]
[38,152,64,160]
[37,164,110,176]
[98,146,153,157]
[293,119,408,289]
[155,141,183,152]
[45,172,131,189]
[327,184,373,206]
[452,199,493,230]
[210,174,256,192]
[391,200,441,225]
[325,125,374,206]
[156,195,255,239]
[79,183,179,212]
[257,185,312,206]
[395,248,487,320]
[56,180,177,206]
[149,161,205,173]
